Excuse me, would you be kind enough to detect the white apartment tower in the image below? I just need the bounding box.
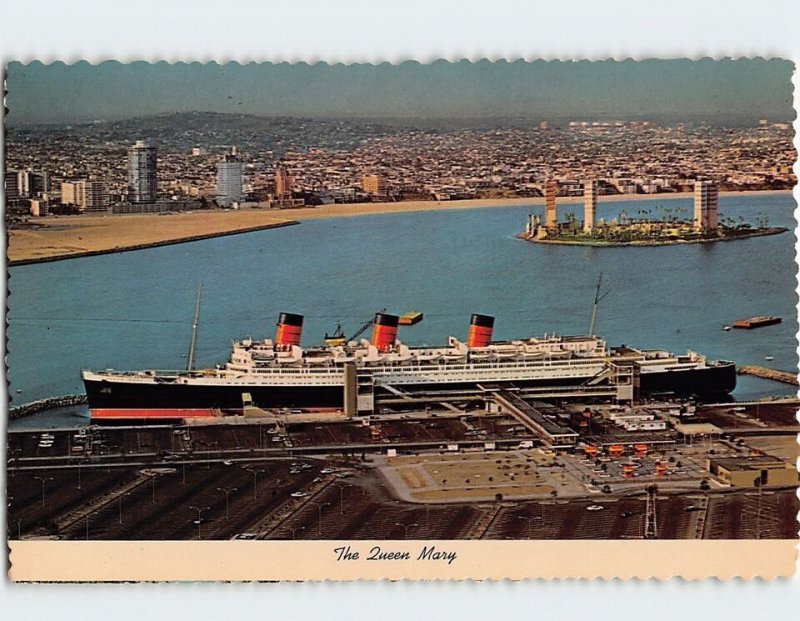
[127,140,158,203]
[583,179,598,233]
[216,146,244,207]
[694,180,719,233]
[544,179,558,228]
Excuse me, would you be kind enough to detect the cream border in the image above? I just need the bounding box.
[9,540,798,582]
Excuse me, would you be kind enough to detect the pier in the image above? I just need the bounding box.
[737,365,798,386]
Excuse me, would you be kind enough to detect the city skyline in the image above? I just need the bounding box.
[5,59,795,126]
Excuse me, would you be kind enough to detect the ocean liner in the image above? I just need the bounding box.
[82,311,736,421]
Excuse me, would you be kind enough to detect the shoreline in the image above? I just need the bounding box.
[7,189,793,265]
[288,188,794,222]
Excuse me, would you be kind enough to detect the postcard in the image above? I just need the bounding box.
[5,59,798,581]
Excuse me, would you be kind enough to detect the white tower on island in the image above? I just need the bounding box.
[544,179,558,229]
[583,179,598,233]
[693,180,719,233]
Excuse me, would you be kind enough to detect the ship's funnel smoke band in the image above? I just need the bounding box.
[276,312,304,347]
[371,313,400,352]
[467,314,495,348]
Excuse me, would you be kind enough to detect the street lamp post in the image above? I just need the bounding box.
[117,491,132,525]
[291,526,306,540]
[33,475,53,508]
[9,448,22,477]
[394,521,419,540]
[207,441,220,468]
[248,468,265,502]
[517,515,541,540]
[189,506,210,540]
[311,501,331,536]
[217,487,238,519]
[336,483,351,515]
[150,473,160,504]
[754,477,763,539]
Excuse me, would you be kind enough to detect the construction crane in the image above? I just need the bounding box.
[324,308,387,347]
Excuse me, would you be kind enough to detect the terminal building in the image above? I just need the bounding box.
[706,455,798,487]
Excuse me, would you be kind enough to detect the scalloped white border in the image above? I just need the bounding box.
[1,0,800,616]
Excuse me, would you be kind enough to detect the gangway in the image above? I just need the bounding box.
[492,391,578,449]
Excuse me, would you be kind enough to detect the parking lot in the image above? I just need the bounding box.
[8,458,337,540]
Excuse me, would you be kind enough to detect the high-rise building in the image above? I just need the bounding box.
[275,163,294,199]
[694,180,719,233]
[544,179,558,228]
[79,180,110,212]
[61,181,79,205]
[127,140,158,203]
[61,180,109,211]
[361,174,387,196]
[5,169,21,201]
[583,179,597,233]
[18,170,50,197]
[30,199,49,217]
[216,146,244,207]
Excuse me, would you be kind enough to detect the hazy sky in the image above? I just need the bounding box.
[5,59,795,126]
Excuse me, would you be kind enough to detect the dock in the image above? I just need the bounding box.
[398,311,424,326]
[737,365,798,386]
[732,316,782,329]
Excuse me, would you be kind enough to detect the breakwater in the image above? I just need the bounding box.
[737,366,799,386]
[9,394,88,420]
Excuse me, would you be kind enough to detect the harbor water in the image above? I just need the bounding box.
[7,193,798,428]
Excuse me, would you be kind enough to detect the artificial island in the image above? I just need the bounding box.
[519,179,788,246]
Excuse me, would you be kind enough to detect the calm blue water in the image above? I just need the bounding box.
[7,193,798,427]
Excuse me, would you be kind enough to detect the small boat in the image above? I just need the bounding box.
[723,326,732,331]
[765,356,775,361]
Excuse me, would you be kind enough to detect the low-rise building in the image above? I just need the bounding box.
[706,455,798,487]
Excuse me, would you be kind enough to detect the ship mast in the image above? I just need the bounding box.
[588,273,610,337]
[187,284,203,372]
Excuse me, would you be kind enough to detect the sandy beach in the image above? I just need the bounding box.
[7,189,793,265]
[8,211,297,265]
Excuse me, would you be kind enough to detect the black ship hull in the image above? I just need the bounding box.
[83,362,736,415]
